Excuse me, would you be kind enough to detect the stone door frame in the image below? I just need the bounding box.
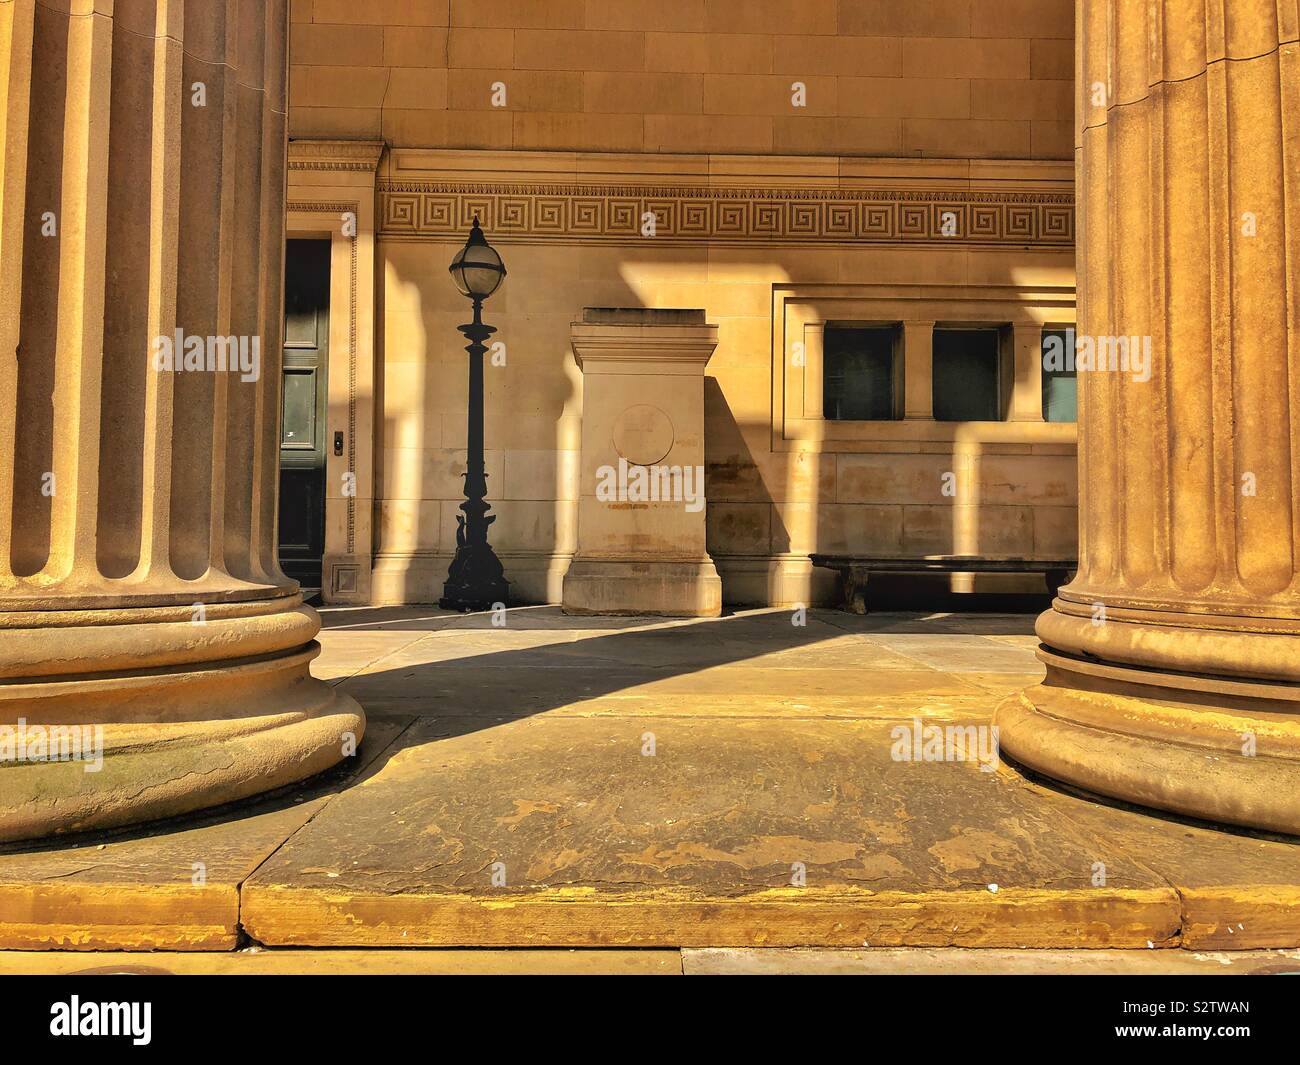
[286,140,384,603]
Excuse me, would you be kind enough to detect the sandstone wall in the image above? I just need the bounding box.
[285,3,1079,605]
[288,1,1074,158]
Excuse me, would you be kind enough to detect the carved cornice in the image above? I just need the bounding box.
[286,200,360,215]
[287,200,361,214]
[378,180,1074,245]
[289,139,385,173]
[570,322,720,372]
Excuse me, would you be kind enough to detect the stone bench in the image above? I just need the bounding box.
[809,555,1076,614]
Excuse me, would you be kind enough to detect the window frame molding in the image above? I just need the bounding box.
[930,322,1011,423]
[1040,323,1080,424]
[821,321,906,423]
[771,282,1077,454]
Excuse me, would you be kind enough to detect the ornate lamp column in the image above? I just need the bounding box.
[995,0,1300,834]
[439,217,510,612]
[0,0,363,842]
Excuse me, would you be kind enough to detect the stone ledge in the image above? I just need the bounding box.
[8,947,1294,975]
[241,885,1181,949]
[3,610,1297,953]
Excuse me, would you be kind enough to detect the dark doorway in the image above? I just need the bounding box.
[278,239,331,588]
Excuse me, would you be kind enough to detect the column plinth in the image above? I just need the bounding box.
[563,309,721,617]
[995,0,1300,835]
[0,0,363,842]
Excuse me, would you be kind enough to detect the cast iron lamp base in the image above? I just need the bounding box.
[439,538,510,613]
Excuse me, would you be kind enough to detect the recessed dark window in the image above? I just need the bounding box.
[1041,326,1078,423]
[932,327,1002,422]
[823,325,900,421]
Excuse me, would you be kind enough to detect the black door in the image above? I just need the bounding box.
[277,239,331,588]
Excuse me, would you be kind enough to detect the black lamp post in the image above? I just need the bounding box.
[439,216,510,612]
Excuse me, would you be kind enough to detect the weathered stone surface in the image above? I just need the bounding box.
[5,946,1297,975]
[240,709,1178,948]
[238,608,1298,949]
[336,607,1012,718]
[236,608,1176,948]
[5,609,1297,952]
[685,947,1300,976]
[0,947,681,975]
[0,716,410,950]
[1016,773,1300,951]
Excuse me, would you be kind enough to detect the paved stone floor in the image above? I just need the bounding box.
[2,607,1297,956]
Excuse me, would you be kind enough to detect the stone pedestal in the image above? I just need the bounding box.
[0,0,363,842]
[995,0,1300,835]
[564,309,721,616]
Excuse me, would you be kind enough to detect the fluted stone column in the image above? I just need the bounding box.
[0,0,364,842]
[996,0,1300,834]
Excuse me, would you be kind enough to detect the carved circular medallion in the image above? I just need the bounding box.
[612,404,674,466]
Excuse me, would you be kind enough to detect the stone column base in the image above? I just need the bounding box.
[995,643,1300,837]
[562,559,721,617]
[0,599,365,843]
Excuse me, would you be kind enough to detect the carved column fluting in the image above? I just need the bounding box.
[0,0,364,842]
[996,0,1300,834]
